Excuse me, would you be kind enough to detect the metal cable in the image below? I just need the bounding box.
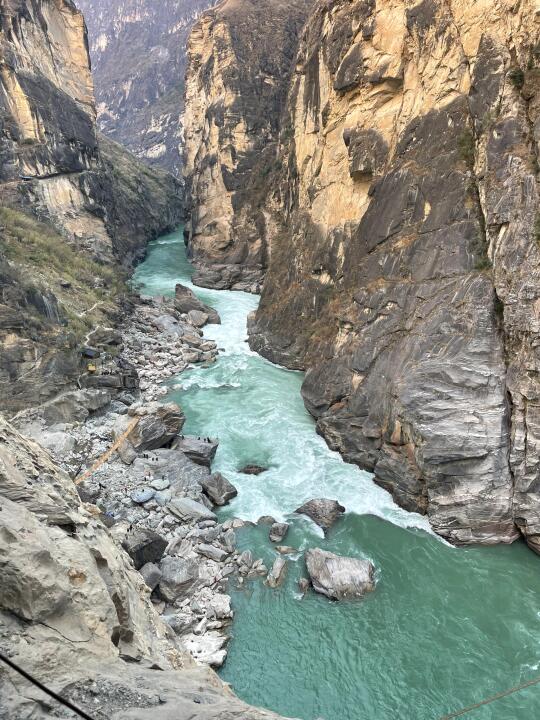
[0,650,96,720]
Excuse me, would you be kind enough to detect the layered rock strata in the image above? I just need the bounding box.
[182,0,314,292]
[180,0,540,548]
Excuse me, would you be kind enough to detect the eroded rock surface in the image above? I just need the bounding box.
[235,0,540,548]
[182,0,314,291]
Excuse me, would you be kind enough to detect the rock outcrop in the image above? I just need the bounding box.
[182,0,314,292]
[0,414,290,718]
[0,0,182,415]
[238,0,540,550]
[78,0,215,176]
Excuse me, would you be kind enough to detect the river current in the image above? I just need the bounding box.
[133,228,540,720]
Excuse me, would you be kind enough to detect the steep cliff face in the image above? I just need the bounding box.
[77,0,215,176]
[0,414,288,719]
[0,0,182,414]
[183,0,314,292]
[246,0,540,549]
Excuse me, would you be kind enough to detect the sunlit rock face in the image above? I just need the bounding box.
[77,0,215,176]
[182,0,314,293]
[0,0,182,414]
[244,0,540,549]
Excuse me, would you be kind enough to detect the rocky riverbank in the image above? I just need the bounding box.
[9,287,279,671]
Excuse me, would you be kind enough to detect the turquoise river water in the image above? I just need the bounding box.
[133,228,540,720]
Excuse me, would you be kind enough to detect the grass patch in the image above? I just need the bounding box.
[0,206,127,340]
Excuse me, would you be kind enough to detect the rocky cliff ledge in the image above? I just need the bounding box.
[0,412,288,719]
[0,0,182,414]
[184,0,540,550]
[182,0,313,292]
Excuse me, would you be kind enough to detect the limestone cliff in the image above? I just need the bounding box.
[183,0,314,292]
[0,0,182,414]
[246,0,540,550]
[0,414,288,719]
[77,0,215,176]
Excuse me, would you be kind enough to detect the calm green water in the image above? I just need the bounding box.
[133,228,540,720]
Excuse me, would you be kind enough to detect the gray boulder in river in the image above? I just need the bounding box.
[305,549,375,600]
[174,283,221,325]
[295,498,346,531]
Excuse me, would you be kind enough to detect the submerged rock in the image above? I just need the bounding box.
[305,548,375,600]
[240,464,268,475]
[295,499,345,531]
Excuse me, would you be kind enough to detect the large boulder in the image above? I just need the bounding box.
[295,498,345,531]
[117,402,185,463]
[173,436,218,467]
[266,557,288,588]
[174,284,221,325]
[158,556,199,602]
[305,548,375,600]
[121,527,167,570]
[167,497,217,523]
[200,472,238,506]
[269,522,289,543]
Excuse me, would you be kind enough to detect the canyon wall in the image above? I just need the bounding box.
[0,0,182,414]
[182,0,314,292]
[78,0,215,176]
[186,0,540,549]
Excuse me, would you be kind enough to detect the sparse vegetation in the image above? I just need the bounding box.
[508,67,525,90]
[457,129,475,166]
[0,206,127,340]
[534,213,540,247]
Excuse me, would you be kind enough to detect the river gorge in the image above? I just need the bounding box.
[133,228,540,720]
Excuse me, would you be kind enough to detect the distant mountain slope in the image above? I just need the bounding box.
[77,0,216,175]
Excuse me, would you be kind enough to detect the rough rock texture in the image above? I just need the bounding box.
[182,0,314,292]
[305,548,375,600]
[0,415,290,719]
[295,498,345,531]
[0,0,182,415]
[77,0,215,175]
[244,0,540,549]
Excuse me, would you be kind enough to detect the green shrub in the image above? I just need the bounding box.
[458,130,475,166]
[508,67,525,90]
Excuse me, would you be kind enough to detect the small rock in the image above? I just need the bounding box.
[239,464,268,475]
[151,478,170,491]
[269,522,289,543]
[276,546,297,555]
[257,515,276,526]
[298,578,310,594]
